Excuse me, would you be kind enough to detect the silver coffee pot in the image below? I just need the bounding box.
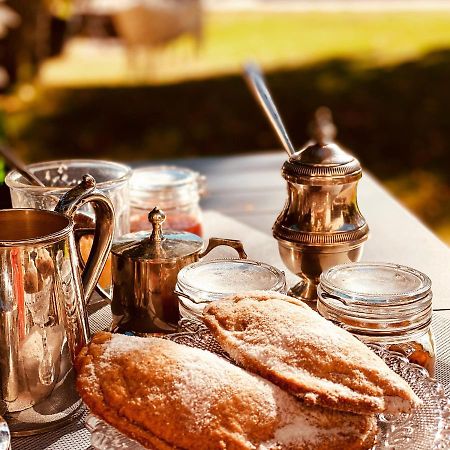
[243,64,368,307]
[273,110,369,305]
[0,175,114,435]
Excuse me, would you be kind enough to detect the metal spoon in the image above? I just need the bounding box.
[243,62,296,157]
[0,145,45,186]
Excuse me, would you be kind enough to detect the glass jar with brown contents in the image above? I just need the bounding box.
[129,166,205,236]
[317,262,435,376]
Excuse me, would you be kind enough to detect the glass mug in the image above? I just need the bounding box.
[5,159,131,295]
[0,175,114,435]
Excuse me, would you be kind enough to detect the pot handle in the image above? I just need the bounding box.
[55,175,115,304]
[198,237,247,259]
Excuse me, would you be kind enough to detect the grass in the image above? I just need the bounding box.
[4,10,450,243]
[39,11,450,86]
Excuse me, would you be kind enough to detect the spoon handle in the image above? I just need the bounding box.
[243,63,296,156]
[0,145,45,186]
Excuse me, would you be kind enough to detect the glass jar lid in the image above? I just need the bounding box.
[112,207,203,261]
[319,262,432,305]
[177,259,286,304]
[317,262,432,340]
[129,166,204,209]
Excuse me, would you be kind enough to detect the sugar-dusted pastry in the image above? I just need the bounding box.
[203,291,422,415]
[76,332,377,450]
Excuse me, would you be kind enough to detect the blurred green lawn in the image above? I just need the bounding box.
[5,10,450,243]
[40,11,450,86]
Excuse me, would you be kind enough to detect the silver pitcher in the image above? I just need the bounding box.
[0,175,114,436]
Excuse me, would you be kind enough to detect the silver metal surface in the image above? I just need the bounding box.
[110,207,246,333]
[243,63,295,156]
[282,143,362,183]
[277,240,365,306]
[112,207,204,261]
[273,110,369,305]
[55,175,115,304]
[0,176,114,436]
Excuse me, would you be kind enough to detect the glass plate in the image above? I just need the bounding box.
[0,416,10,450]
[86,319,450,450]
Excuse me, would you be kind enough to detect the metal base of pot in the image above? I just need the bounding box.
[288,280,318,310]
[8,400,83,437]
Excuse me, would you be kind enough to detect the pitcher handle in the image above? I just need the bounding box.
[198,237,247,259]
[73,227,112,302]
[55,175,115,304]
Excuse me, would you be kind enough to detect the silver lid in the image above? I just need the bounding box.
[112,207,203,261]
[283,143,361,183]
[282,108,361,184]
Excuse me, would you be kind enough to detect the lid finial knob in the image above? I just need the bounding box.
[309,106,337,146]
[148,207,166,243]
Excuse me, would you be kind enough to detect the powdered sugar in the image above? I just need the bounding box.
[260,415,341,448]
[82,332,375,448]
[97,334,281,433]
[102,333,147,357]
[204,291,421,414]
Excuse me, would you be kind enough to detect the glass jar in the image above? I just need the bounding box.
[5,159,132,293]
[176,259,287,320]
[317,262,435,376]
[129,166,205,236]
[5,159,131,236]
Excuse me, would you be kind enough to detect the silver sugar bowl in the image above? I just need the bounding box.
[273,111,369,307]
[109,207,246,333]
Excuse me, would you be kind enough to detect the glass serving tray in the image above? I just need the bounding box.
[86,319,450,450]
[0,416,10,450]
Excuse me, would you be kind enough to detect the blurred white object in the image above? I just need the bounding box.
[72,0,203,76]
[113,1,203,51]
[0,1,20,39]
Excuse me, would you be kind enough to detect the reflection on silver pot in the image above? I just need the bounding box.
[109,207,247,334]
[0,175,114,436]
[273,109,369,307]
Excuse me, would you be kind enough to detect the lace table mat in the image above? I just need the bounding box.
[12,305,450,450]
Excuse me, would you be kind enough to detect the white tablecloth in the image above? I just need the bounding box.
[12,211,450,450]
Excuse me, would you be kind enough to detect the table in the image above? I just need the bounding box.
[13,151,450,449]
[153,151,450,311]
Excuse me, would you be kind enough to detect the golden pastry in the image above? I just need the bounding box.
[203,291,422,415]
[76,332,377,449]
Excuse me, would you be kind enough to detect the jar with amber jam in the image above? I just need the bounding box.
[129,166,205,236]
[317,262,435,376]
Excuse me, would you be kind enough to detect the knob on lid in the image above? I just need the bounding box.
[111,207,203,261]
[283,108,362,184]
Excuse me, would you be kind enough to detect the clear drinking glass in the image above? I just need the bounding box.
[5,159,132,294]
